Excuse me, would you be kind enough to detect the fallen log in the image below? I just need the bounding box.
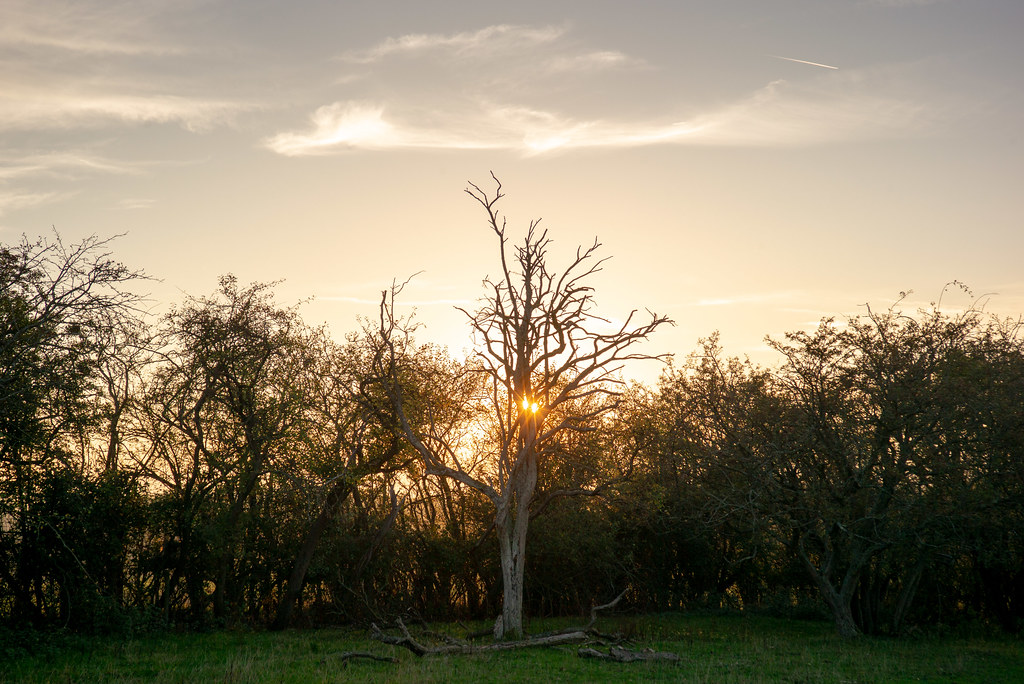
[370,618,590,657]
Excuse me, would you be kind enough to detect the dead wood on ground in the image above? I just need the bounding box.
[368,590,679,664]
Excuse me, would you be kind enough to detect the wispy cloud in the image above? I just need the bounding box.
[269,24,936,157]
[687,75,929,147]
[0,88,251,132]
[0,151,138,181]
[0,150,135,219]
[544,50,644,74]
[0,149,161,220]
[0,190,64,219]
[0,1,251,133]
[266,74,926,156]
[0,0,200,57]
[265,101,707,156]
[115,198,156,210]
[341,24,566,63]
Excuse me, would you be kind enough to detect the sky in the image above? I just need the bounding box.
[3,0,1023,382]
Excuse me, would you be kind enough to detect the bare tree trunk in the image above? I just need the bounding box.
[495,434,538,640]
[495,514,528,640]
[821,582,860,638]
[798,537,863,638]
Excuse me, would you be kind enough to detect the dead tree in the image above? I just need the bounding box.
[374,175,671,640]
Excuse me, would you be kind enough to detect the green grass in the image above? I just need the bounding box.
[4,614,1022,683]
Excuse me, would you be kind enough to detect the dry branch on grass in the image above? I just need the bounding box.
[369,618,591,657]
[368,590,679,664]
[528,590,627,640]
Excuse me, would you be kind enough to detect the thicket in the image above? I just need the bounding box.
[2,229,1021,642]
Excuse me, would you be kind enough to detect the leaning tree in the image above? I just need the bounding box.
[374,175,671,639]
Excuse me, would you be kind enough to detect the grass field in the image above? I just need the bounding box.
[4,613,1022,683]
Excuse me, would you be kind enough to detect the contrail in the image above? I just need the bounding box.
[770,55,839,70]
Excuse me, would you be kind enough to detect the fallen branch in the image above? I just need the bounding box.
[369,590,663,661]
[578,646,681,663]
[528,589,628,640]
[369,618,590,657]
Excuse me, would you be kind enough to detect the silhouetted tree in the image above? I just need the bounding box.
[660,294,1024,637]
[271,331,415,629]
[143,276,313,621]
[374,175,670,639]
[0,232,143,627]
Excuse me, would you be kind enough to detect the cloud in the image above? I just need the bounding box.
[266,74,926,156]
[0,88,251,132]
[265,101,708,156]
[0,1,251,132]
[0,0,189,56]
[341,24,566,63]
[0,149,162,220]
[0,190,64,219]
[115,198,156,210]
[266,103,406,154]
[687,75,929,147]
[268,24,936,157]
[0,151,138,181]
[493,106,704,153]
[544,50,643,74]
[0,150,138,219]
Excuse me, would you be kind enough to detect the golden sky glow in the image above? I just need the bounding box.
[2,1,1023,381]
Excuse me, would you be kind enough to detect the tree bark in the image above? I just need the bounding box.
[494,421,538,641]
[495,515,528,640]
[822,584,860,639]
[798,536,863,638]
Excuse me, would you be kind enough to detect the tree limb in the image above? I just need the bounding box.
[369,619,590,657]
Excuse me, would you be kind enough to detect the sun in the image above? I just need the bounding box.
[521,398,540,413]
